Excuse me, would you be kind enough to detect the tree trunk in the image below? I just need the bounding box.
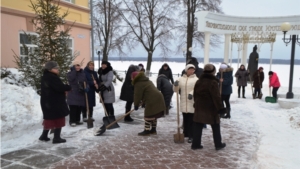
[146,52,153,77]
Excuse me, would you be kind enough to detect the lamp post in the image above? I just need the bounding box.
[280,22,300,99]
[95,45,103,69]
[182,47,192,58]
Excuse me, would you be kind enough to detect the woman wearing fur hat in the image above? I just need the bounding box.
[40,61,71,144]
[67,60,88,127]
[132,71,165,136]
[235,64,249,98]
[120,65,140,122]
[83,61,100,121]
[252,67,264,99]
[191,64,227,150]
[216,63,233,119]
[174,64,198,143]
[98,61,115,116]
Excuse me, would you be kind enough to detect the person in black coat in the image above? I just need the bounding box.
[120,65,140,122]
[83,61,100,121]
[39,61,71,144]
[156,74,174,115]
[181,57,203,78]
[158,63,174,84]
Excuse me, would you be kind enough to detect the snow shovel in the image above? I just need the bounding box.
[265,87,277,103]
[95,109,135,136]
[91,74,119,130]
[174,92,184,143]
[84,82,94,129]
[219,71,223,95]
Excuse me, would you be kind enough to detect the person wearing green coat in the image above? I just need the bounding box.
[132,71,165,136]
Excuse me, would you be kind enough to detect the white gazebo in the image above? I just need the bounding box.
[195,11,300,69]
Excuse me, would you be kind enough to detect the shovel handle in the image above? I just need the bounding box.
[83,82,90,118]
[106,109,135,129]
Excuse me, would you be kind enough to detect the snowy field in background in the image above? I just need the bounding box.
[1,61,300,169]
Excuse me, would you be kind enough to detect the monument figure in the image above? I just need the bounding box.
[247,45,259,81]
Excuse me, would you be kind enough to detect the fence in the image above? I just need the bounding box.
[115,70,182,77]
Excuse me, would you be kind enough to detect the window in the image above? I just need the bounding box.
[64,0,75,4]
[66,38,74,57]
[19,32,38,63]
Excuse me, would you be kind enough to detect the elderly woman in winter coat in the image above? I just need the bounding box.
[120,65,140,122]
[83,61,99,121]
[98,61,115,116]
[252,67,264,99]
[216,63,233,119]
[191,64,227,150]
[158,63,174,84]
[67,60,88,127]
[174,64,198,143]
[132,71,165,136]
[40,61,71,144]
[268,71,281,99]
[235,64,249,98]
[156,74,174,115]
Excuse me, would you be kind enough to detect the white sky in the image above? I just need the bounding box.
[118,0,300,60]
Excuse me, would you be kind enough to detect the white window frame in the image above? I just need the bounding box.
[64,0,75,4]
[66,38,74,57]
[19,32,38,63]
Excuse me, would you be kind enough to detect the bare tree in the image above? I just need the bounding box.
[116,0,179,73]
[94,0,133,61]
[176,0,223,62]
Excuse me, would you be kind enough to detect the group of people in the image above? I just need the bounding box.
[39,58,281,150]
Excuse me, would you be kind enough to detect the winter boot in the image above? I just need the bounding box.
[124,110,134,122]
[216,143,226,150]
[150,120,157,135]
[39,130,50,142]
[138,121,151,136]
[224,108,231,119]
[53,128,66,144]
[242,89,246,98]
[165,107,169,115]
[238,89,240,98]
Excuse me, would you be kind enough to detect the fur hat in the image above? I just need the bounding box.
[72,60,81,66]
[44,61,59,70]
[203,64,216,75]
[259,67,264,70]
[185,64,195,72]
[131,71,139,79]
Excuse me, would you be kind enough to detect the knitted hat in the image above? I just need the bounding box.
[259,67,264,70]
[44,61,59,70]
[131,71,139,79]
[138,63,144,67]
[203,64,216,75]
[72,60,81,66]
[185,64,195,72]
[101,61,110,66]
[268,71,273,75]
[220,63,229,70]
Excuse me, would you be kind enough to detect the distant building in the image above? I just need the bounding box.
[1,0,91,68]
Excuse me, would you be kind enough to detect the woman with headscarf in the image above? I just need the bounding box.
[40,61,71,144]
[98,61,115,116]
[120,65,140,122]
[191,64,227,150]
[235,64,249,98]
[173,64,198,143]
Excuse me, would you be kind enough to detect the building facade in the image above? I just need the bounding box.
[1,0,91,68]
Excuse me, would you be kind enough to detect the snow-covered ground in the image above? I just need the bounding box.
[1,61,300,168]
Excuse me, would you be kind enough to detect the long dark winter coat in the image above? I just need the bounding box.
[181,57,203,78]
[216,67,233,95]
[156,74,174,107]
[158,63,174,84]
[132,72,166,117]
[235,65,249,86]
[84,66,99,107]
[252,70,264,88]
[120,65,139,102]
[98,64,115,103]
[40,70,71,120]
[193,73,224,124]
[67,68,87,106]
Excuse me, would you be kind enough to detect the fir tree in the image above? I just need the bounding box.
[13,0,77,94]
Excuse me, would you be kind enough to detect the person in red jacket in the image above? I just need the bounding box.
[268,71,281,99]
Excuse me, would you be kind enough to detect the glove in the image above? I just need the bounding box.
[218,108,227,118]
[99,84,107,92]
[134,106,139,111]
[174,80,179,86]
[188,94,193,100]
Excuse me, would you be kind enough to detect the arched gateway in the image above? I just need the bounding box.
[195,11,300,67]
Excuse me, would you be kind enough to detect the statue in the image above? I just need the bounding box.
[247,45,259,81]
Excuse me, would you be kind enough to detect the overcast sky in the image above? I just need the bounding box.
[112,0,300,60]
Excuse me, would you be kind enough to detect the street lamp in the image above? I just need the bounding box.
[95,45,103,69]
[280,22,300,99]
